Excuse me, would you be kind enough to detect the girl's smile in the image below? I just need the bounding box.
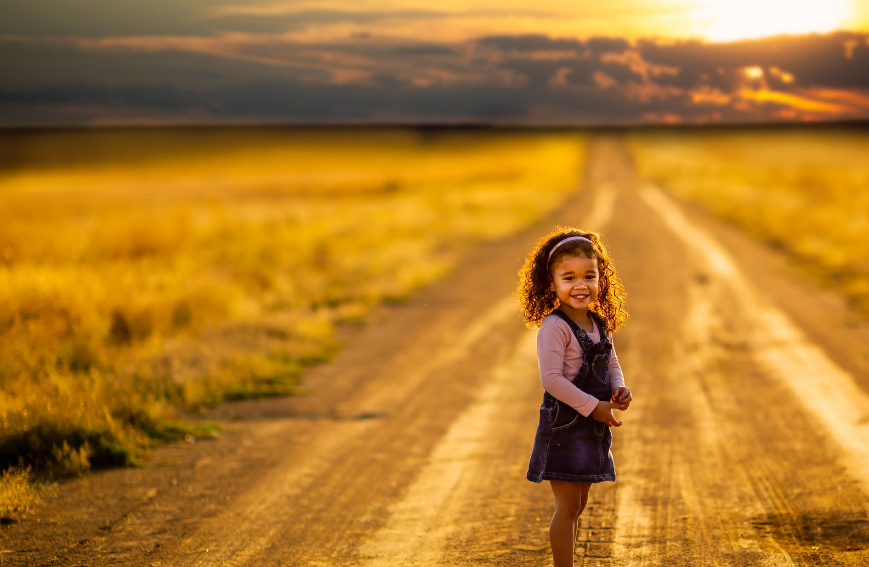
[549,253,600,321]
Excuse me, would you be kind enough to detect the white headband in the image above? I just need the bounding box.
[547,235,594,265]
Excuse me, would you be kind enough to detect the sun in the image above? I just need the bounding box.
[691,0,852,42]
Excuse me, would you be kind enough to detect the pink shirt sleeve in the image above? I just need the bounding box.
[609,338,625,390]
[536,316,626,417]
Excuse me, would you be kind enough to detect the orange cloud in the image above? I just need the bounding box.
[772,108,800,119]
[738,88,850,114]
[768,66,795,84]
[742,66,763,79]
[621,82,683,102]
[690,86,731,105]
[600,49,676,82]
[808,87,869,109]
[642,112,682,124]
[593,71,617,88]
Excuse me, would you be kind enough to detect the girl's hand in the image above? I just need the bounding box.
[592,401,627,427]
[611,386,632,409]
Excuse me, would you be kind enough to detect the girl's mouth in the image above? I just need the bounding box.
[571,294,589,300]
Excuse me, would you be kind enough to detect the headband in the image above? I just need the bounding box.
[547,235,594,266]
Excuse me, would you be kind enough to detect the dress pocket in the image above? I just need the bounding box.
[594,421,607,436]
[551,401,580,431]
[591,353,610,384]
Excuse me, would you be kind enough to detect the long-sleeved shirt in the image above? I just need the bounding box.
[537,313,626,417]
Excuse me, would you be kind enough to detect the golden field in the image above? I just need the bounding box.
[0,128,587,517]
[627,127,869,318]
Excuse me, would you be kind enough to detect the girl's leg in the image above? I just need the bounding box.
[549,481,592,567]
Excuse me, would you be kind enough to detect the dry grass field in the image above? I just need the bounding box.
[7,125,867,531]
[627,126,869,319]
[0,127,587,518]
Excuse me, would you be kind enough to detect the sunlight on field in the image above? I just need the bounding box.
[0,127,585,515]
[627,127,869,317]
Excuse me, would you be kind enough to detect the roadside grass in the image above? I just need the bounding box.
[0,465,58,523]
[626,127,869,318]
[0,127,587,519]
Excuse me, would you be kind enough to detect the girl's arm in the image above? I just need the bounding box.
[537,322,599,417]
[608,333,632,406]
[608,334,625,391]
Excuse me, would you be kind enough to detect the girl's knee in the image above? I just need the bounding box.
[561,502,588,524]
[551,481,591,519]
[554,499,584,519]
[573,497,590,519]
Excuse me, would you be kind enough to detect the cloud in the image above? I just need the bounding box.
[1,29,869,126]
[393,45,457,56]
[473,33,630,56]
[585,37,632,55]
[637,32,869,90]
[474,34,584,53]
[0,73,697,126]
[0,1,451,37]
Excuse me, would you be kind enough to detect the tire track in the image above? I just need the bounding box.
[607,179,869,566]
[641,184,869,498]
[355,326,539,566]
[130,294,521,567]
[355,139,622,566]
[140,138,603,567]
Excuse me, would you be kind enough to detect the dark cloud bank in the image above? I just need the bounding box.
[1,30,868,126]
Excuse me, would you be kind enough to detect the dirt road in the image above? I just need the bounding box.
[5,136,869,566]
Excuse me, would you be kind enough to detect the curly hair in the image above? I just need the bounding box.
[514,225,629,334]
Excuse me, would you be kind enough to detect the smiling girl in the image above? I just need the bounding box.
[516,227,632,567]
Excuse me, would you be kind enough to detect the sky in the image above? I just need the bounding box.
[1,0,869,126]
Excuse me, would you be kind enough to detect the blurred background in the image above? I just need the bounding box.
[1,0,868,521]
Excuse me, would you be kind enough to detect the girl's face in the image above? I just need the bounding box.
[549,253,600,312]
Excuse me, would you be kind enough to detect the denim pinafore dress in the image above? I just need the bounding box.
[526,309,617,484]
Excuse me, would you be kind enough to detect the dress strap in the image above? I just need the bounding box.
[589,312,609,342]
[590,312,612,351]
[550,309,595,350]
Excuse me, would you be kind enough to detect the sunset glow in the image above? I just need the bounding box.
[1,0,869,126]
[691,0,852,41]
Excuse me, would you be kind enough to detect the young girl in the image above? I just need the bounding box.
[516,226,632,567]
